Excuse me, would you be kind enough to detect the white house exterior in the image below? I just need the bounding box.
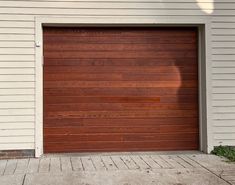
[0,0,235,158]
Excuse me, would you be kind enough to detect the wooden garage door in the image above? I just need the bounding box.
[43,27,199,153]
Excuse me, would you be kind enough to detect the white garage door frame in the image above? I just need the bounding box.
[35,16,212,157]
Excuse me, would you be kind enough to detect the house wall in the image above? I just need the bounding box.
[0,0,234,154]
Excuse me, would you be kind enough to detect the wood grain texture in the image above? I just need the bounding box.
[43,27,199,153]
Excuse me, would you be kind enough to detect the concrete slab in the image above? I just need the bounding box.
[24,168,230,185]
[15,159,29,174]
[0,160,7,175]
[27,158,39,174]
[0,174,24,185]
[70,157,83,171]
[0,152,235,185]
[50,157,61,173]
[4,159,17,175]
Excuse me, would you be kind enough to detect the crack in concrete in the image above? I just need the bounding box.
[22,174,26,185]
[188,157,233,185]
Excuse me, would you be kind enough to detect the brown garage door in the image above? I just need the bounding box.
[43,27,199,153]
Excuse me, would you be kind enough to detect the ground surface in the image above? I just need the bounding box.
[0,152,235,185]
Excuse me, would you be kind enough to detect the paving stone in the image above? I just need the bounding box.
[50,157,61,173]
[23,168,231,185]
[4,159,17,175]
[26,158,39,174]
[140,155,161,169]
[120,156,139,170]
[172,155,194,168]
[91,156,107,171]
[39,158,50,173]
[160,155,184,168]
[0,152,235,185]
[0,160,7,175]
[61,157,73,172]
[130,155,151,170]
[71,157,83,171]
[178,155,201,168]
[110,156,128,170]
[81,157,95,171]
[14,159,29,174]
[151,155,172,168]
[0,174,24,185]
[101,156,118,170]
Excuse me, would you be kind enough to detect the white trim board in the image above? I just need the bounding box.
[35,16,212,157]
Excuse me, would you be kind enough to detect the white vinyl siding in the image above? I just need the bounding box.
[211,15,235,146]
[0,0,234,151]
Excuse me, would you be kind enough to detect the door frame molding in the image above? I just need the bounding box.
[35,16,212,157]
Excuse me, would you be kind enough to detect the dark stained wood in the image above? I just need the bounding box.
[44,66,197,73]
[44,43,196,51]
[44,118,199,128]
[43,27,199,153]
[44,103,197,111]
[44,133,199,143]
[44,58,197,66]
[44,88,198,97]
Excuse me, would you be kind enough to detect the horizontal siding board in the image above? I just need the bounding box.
[0,115,34,123]
[0,55,34,61]
[0,74,35,81]
[213,94,235,100]
[212,35,235,41]
[213,107,235,114]
[0,122,34,129]
[0,62,35,68]
[0,48,34,55]
[212,29,235,35]
[212,62,235,68]
[0,1,234,9]
[0,95,34,102]
[213,100,235,107]
[0,34,34,41]
[0,82,34,88]
[213,74,235,80]
[0,21,34,28]
[0,28,34,34]
[0,143,34,150]
[213,68,235,74]
[212,55,235,61]
[0,68,35,75]
[0,102,34,109]
[214,133,235,140]
[0,8,209,15]
[212,23,235,29]
[212,42,235,48]
[0,129,34,136]
[0,108,34,116]
[0,136,34,143]
[0,88,34,95]
[212,48,235,54]
[1,0,232,2]
[214,140,235,146]
[0,14,35,21]
[213,120,235,127]
[213,80,235,87]
[0,41,34,48]
[213,87,235,94]
[213,112,235,120]
[212,16,235,22]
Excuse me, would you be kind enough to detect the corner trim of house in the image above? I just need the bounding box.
[34,16,212,157]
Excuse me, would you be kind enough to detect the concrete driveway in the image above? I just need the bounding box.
[0,152,235,185]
